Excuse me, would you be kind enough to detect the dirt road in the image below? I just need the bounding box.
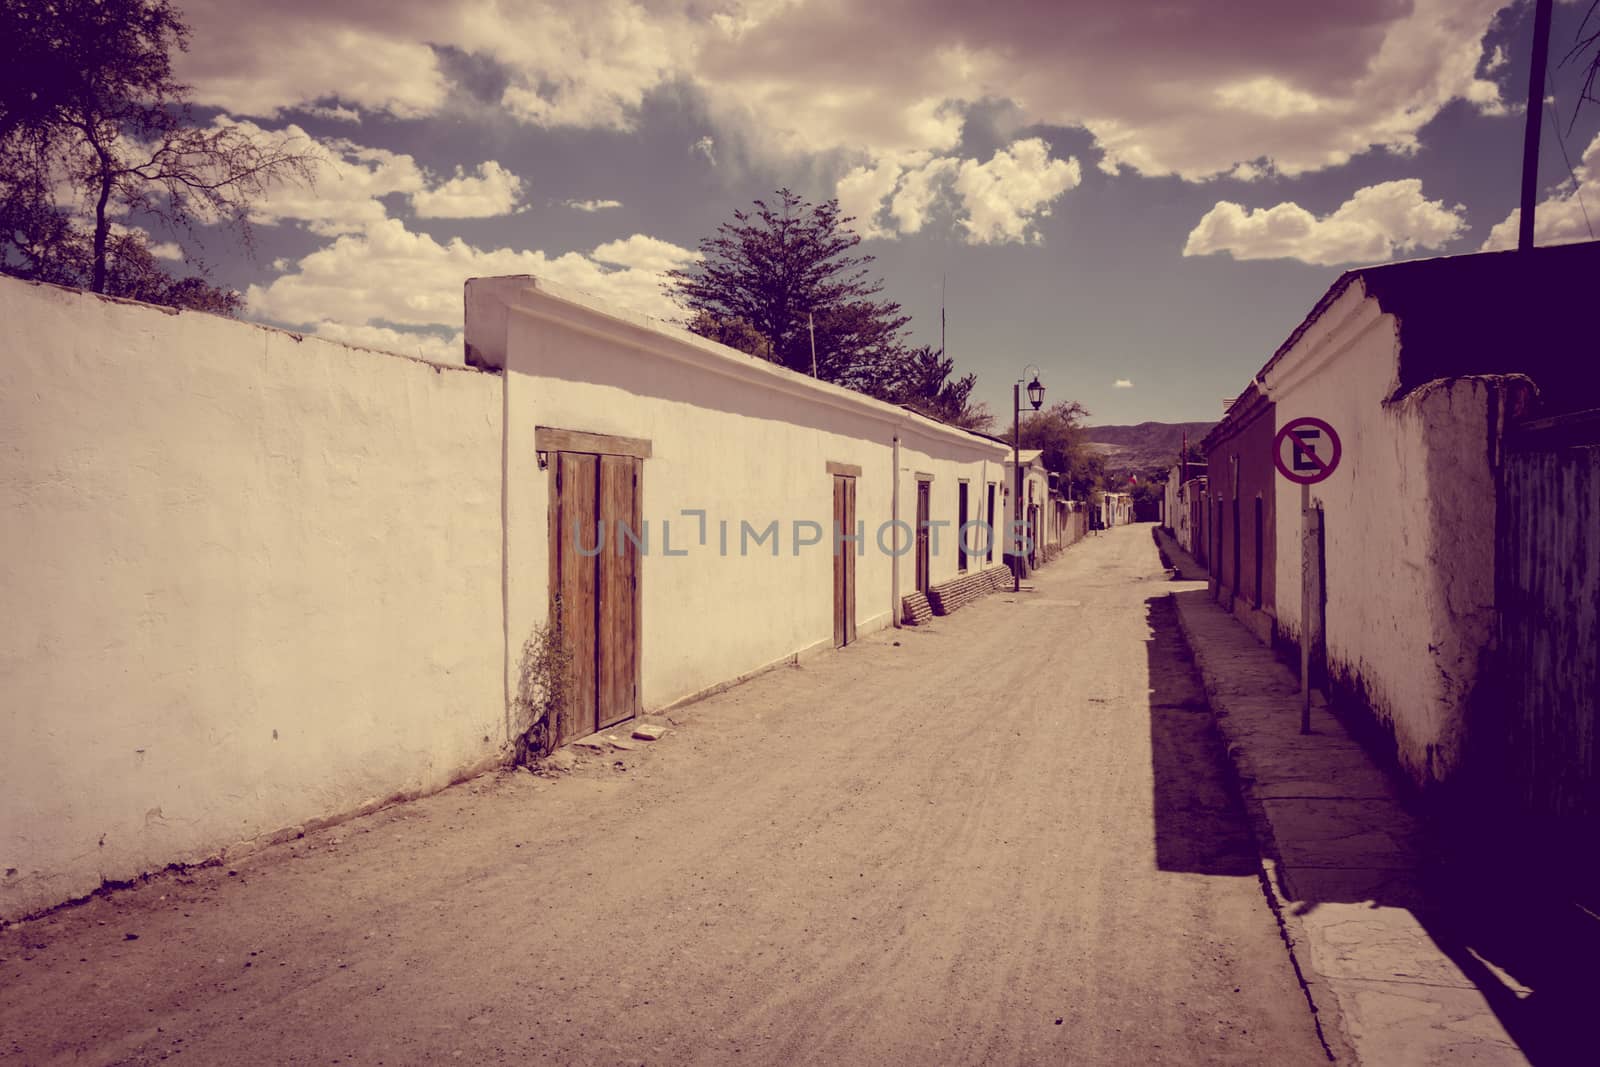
[1,525,1327,1065]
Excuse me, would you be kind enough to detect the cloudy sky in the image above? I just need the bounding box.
[166,0,1600,425]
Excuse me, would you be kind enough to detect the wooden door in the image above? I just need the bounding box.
[915,480,931,594]
[549,450,641,744]
[832,474,857,648]
[597,454,640,729]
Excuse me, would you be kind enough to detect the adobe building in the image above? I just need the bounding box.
[1208,240,1600,812]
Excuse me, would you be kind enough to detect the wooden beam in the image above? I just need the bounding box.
[826,460,862,478]
[535,426,652,459]
[914,471,934,483]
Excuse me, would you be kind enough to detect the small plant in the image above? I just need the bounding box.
[511,605,573,764]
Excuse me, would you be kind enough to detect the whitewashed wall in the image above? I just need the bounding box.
[0,278,506,921]
[1,273,1010,922]
[471,278,1010,717]
[1263,280,1523,787]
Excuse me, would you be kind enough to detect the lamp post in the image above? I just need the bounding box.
[1013,366,1045,592]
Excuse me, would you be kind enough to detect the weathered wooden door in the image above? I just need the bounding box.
[915,480,931,593]
[549,450,641,744]
[832,474,857,647]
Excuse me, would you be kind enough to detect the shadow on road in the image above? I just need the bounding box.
[1143,593,1257,876]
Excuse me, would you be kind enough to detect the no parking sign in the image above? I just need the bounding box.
[1272,415,1340,735]
[1274,417,1341,485]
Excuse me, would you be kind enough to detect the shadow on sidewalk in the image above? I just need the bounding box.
[1420,834,1600,1065]
[1143,593,1256,876]
[1154,575,1600,1066]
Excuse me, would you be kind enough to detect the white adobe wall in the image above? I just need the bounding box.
[1264,280,1514,787]
[0,279,506,921]
[478,279,1008,716]
[998,457,1049,558]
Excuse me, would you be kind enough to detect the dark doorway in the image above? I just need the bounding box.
[915,479,931,594]
[957,481,970,572]
[985,483,996,563]
[1253,496,1263,609]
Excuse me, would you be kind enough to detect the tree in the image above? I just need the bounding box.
[893,345,994,431]
[1016,399,1107,497]
[665,188,911,393]
[684,309,773,361]
[1568,2,1600,117]
[1,0,313,312]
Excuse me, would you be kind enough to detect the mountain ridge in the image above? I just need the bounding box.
[1084,420,1215,480]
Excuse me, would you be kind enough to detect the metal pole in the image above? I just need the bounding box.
[1013,382,1021,593]
[891,433,901,628]
[809,313,818,376]
[1300,480,1312,734]
[1519,0,1555,251]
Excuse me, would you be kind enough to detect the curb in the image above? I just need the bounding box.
[1172,596,1355,1065]
[1153,525,1353,1063]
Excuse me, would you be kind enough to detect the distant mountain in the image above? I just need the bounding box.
[1084,421,1215,481]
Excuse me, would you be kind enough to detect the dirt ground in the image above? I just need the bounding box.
[0,525,1328,1065]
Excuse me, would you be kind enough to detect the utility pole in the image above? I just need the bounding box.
[1013,382,1022,593]
[808,313,817,377]
[1520,0,1555,251]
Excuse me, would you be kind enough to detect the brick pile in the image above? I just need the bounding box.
[902,566,1012,625]
[900,591,935,625]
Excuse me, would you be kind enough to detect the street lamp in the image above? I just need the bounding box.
[1013,365,1044,593]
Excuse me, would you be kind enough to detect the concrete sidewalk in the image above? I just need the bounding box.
[1154,528,1528,1067]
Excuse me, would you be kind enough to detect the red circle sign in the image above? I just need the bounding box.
[1274,417,1342,485]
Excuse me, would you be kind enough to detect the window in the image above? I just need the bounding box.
[957,481,970,571]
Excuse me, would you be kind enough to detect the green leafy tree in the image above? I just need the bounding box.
[894,345,994,431]
[665,188,911,394]
[684,309,773,361]
[1,0,313,312]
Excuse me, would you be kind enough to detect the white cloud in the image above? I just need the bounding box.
[229,120,423,236]
[411,161,524,218]
[691,135,718,167]
[836,160,903,240]
[565,198,623,212]
[311,321,464,364]
[300,103,362,123]
[224,121,525,233]
[833,139,1079,244]
[889,156,958,235]
[1481,132,1600,251]
[176,1,1513,183]
[590,234,701,272]
[1183,179,1467,267]
[179,3,448,119]
[1113,378,1133,389]
[953,139,1082,244]
[246,219,694,340]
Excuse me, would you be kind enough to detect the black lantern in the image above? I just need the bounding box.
[1026,375,1045,410]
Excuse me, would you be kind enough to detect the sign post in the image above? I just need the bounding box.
[1273,417,1342,734]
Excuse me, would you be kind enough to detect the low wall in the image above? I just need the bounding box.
[0,278,507,921]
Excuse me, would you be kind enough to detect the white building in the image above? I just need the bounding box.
[0,273,1012,921]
